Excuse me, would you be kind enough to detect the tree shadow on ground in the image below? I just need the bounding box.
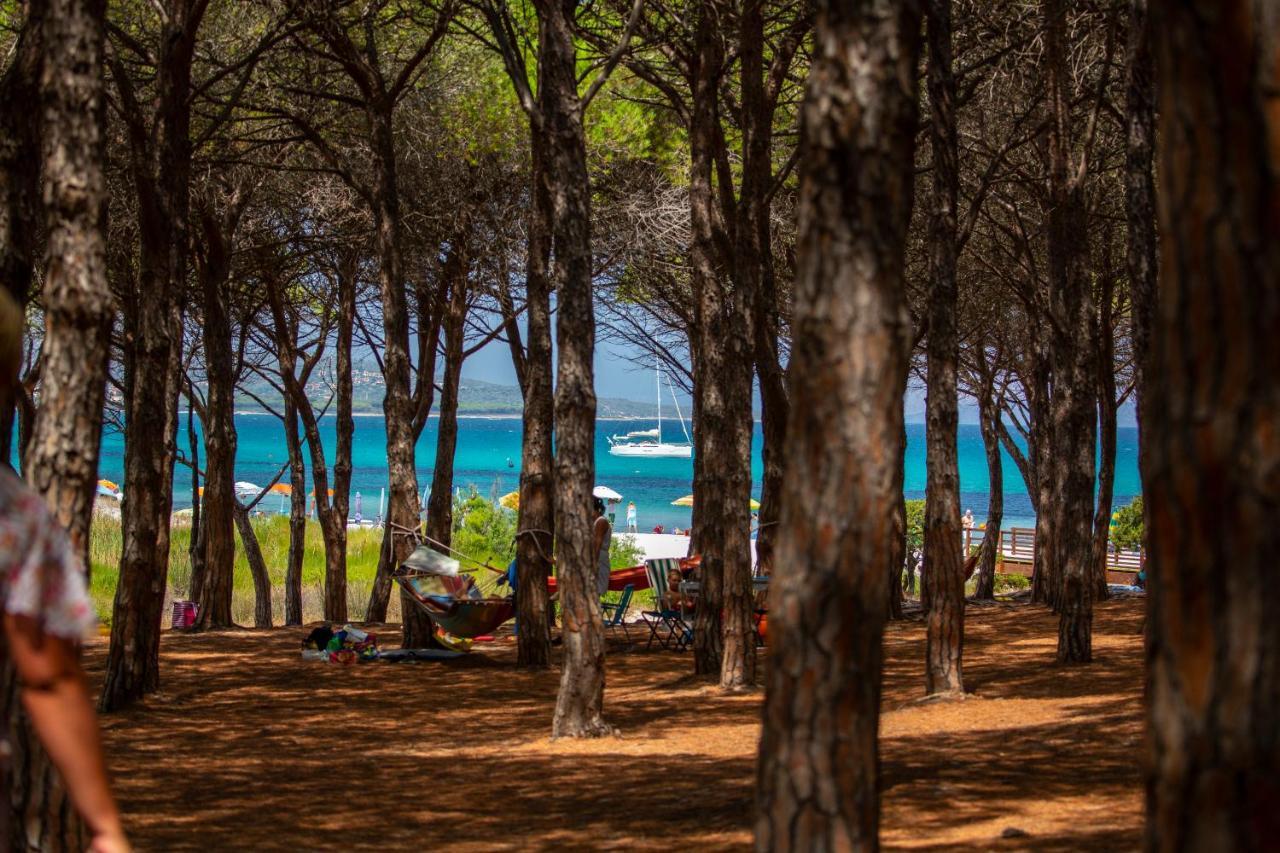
[83,599,1145,851]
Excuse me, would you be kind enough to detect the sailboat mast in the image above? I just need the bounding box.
[656,362,662,438]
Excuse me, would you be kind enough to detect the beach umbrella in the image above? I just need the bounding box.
[593,485,623,502]
[671,494,760,510]
[499,491,520,510]
[98,479,119,493]
[235,481,261,499]
[95,483,118,499]
[269,483,292,496]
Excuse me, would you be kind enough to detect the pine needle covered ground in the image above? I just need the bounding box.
[84,599,1145,850]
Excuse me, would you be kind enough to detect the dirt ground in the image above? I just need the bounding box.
[82,598,1146,851]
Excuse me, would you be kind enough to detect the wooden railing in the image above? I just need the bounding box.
[962,526,1145,571]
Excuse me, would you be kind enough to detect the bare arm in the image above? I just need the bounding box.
[4,613,129,853]
[593,517,607,558]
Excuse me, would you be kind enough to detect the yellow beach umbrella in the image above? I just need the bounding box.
[671,494,760,510]
[270,483,292,496]
[499,491,520,510]
[98,479,119,492]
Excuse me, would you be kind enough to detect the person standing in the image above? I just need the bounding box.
[0,291,130,853]
[593,497,613,596]
[625,501,637,533]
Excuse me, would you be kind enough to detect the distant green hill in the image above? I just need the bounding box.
[234,374,660,419]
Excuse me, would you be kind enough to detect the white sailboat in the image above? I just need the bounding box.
[608,365,693,458]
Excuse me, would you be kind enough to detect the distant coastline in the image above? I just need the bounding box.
[229,410,677,421]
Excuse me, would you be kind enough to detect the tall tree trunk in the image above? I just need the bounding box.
[265,279,348,624]
[515,125,554,669]
[194,206,239,630]
[4,1,106,846]
[887,422,907,618]
[423,244,469,556]
[1124,0,1156,410]
[1124,0,1156,591]
[325,249,356,623]
[282,397,306,625]
[1090,264,1117,601]
[0,6,42,468]
[359,110,424,646]
[754,346,787,579]
[973,362,1003,601]
[234,503,273,628]
[543,0,608,739]
[922,0,964,696]
[1042,0,1096,662]
[1145,2,1280,846]
[100,0,204,712]
[1026,359,1055,607]
[688,4,728,679]
[719,0,776,691]
[186,400,205,602]
[24,0,111,562]
[755,0,921,845]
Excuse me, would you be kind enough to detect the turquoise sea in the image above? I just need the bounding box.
[87,414,1140,531]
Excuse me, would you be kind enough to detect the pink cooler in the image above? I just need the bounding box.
[171,600,197,629]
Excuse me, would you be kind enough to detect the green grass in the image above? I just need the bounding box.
[86,494,652,626]
[88,514,390,626]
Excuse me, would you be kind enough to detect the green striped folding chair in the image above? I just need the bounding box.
[601,584,635,645]
[640,558,692,650]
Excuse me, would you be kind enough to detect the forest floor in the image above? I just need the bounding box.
[83,598,1145,851]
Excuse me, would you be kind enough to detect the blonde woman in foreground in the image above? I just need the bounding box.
[0,290,129,853]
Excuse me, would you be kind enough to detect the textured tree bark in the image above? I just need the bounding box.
[1026,359,1055,608]
[688,3,728,679]
[4,0,106,845]
[423,239,469,559]
[24,0,111,563]
[542,0,609,739]
[719,0,777,691]
[754,347,788,579]
[1041,0,1096,662]
[194,202,241,630]
[1124,0,1156,408]
[887,423,907,619]
[282,397,306,625]
[0,5,42,468]
[362,110,426,647]
[1145,3,1280,848]
[922,0,965,697]
[973,364,1003,601]
[186,402,205,603]
[233,503,273,628]
[100,0,204,712]
[754,0,921,846]
[1090,265,1117,602]
[327,250,356,623]
[515,123,554,669]
[1124,0,1156,608]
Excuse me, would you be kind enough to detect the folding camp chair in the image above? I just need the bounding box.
[601,584,634,645]
[640,558,692,650]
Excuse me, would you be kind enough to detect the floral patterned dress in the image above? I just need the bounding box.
[0,467,96,639]
[0,466,97,845]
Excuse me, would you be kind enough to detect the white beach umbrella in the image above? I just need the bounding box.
[593,485,623,502]
[234,481,262,499]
